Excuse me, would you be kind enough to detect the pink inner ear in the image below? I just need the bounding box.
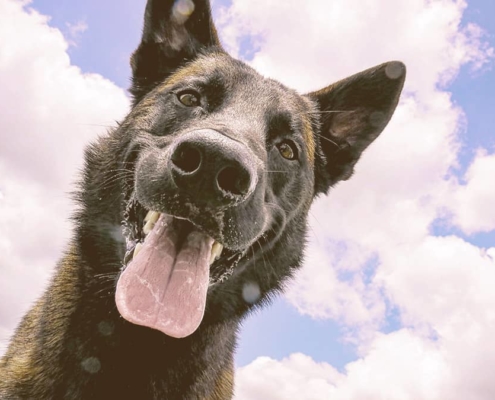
[307,61,406,192]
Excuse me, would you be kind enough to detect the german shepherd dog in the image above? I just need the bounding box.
[0,0,405,398]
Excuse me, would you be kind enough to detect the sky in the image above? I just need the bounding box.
[0,0,494,398]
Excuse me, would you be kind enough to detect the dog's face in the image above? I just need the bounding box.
[99,0,405,340]
[125,53,316,254]
[116,51,320,338]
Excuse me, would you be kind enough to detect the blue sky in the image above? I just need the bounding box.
[1,0,495,397]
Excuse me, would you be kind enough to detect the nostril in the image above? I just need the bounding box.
[171,145,201,174]
[217,166,251,197]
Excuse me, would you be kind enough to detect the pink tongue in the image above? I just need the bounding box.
[115,214,214,338]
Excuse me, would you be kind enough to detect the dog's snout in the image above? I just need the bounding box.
[169,130,257,206]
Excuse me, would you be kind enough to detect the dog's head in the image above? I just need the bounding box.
[88,0,405,339]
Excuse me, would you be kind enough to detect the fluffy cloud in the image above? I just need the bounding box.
[236,325,495,400]
[217,0,495,398]
[217,0,492,94]
[235,332,447,400]
[235,353,342,399]
[449,149,495,233]
[0,0,129,353]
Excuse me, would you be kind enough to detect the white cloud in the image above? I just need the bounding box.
[218,0,492,95]
[235,332,449,400]
[235,353,343,399]
[376,236,495,333]
[236,325,495,399]
[66,20,88,47]
[449,149,495,233]
[218,0,495,398]
[0,0,129,353]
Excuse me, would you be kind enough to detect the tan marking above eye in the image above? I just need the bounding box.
[278,142,296,160]
[178,92,200,107]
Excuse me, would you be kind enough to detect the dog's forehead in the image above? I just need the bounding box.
[164,52,308,113]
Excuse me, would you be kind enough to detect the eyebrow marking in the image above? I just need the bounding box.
[301,114,315,163]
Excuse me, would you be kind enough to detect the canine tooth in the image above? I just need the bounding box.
[209,242,224,265]
[133,242,143,258]
[143,219,155,235]
[142,211,160,235]
[214,242,224,258]
[144,211,160,224]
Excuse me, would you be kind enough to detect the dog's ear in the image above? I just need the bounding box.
[308,61,406,195]
[130,0,221,104]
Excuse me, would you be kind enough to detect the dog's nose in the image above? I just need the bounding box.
[169,130,257,206]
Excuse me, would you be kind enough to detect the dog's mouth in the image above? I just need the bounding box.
[115,198,244,339]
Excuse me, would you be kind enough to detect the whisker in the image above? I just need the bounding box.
[94,272,119,279]
[315,134,339,147]
[307,211,321,246]
[77,123,120,128]
[309,110,350,114]
[86,171,134,193]
[312,131,349,149]
[265,202,288,215]
[264,170,290,174]
[299,109,355,117]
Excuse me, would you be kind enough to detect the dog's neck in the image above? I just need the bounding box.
[43,244,237,399]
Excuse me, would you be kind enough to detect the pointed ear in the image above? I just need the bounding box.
[130,0,222,103]
[307,61,406,195]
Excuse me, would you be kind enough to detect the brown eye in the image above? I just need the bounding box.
[178,92,200,107]
[278,141,297,160]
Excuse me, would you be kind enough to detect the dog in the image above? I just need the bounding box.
[0,0,405,398]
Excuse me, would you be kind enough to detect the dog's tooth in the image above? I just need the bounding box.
[143,211,160,235]
[144,210,153,222]
[214,242,224,258]
[209,242,224,265]
[133,242,143,258]
[144,211,160,224]
[143,219,155,235]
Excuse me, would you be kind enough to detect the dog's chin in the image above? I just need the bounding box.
[121,196,249,286]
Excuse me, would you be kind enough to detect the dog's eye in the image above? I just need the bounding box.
[277,141,297,160]
[178,92,200,107]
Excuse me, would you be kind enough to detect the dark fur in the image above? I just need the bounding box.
[0,1,405,398]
